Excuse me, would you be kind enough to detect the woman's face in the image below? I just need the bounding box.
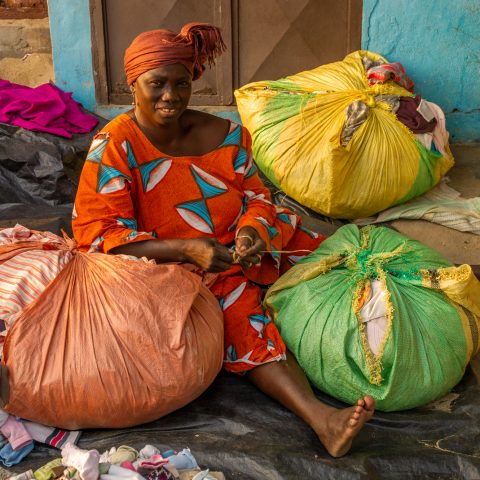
[132,63,193,125]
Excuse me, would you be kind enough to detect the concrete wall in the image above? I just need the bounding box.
[362,0,480,143]
[0,16,53,87]
[0,17,50,57]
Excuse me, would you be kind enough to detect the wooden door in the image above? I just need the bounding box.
[235,0,362,86]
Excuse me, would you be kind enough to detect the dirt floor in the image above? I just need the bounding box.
[0,52,53,86]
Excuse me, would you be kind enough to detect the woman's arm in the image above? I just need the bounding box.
[111,237,233,273]
[73,128,233,272]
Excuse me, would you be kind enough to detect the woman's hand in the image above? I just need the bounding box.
[235,226,265,269]
[182,238,233,272]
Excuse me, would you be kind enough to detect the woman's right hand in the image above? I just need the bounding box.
[182,238,233,272]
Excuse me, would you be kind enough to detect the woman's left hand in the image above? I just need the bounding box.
[235,226,265,269]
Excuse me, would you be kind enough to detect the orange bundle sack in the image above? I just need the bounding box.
[1,229,224,429]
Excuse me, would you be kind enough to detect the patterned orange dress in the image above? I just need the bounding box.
[73,113,324,373]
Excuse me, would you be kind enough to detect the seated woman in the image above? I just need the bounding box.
[72,23,374,457]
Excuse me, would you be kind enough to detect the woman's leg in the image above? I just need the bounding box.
[248,351,375,458]
[211,268,375,457]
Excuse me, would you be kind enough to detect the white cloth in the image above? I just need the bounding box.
[423,100,450,159]
[99,447,117,464]
[416,98,436,122]
[23,420,81,447]
[414,132,433,150]
[360,280,388,356]
[61,443,100,480]
[355,180,480,235]
[138,444,160,459]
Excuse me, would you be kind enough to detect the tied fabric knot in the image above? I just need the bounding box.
[60,230,78,253]
[359,92,376,108]
[345,243,406,284]
[346,248,382,283]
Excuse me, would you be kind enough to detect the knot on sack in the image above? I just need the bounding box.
[347,249,384,283]
[345,228,406,283]
[61,230,78,252]
[359,91,376,108]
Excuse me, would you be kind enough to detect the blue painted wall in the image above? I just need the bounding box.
[363,0,480,142]
[48,0,96,111]
[49,0,479,142]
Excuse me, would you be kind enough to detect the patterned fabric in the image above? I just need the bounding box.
[341,95,400,146]
[145,466,176,480]
[366,61,414,92]
[73,114,325,372]
[0,226,73,356]
[23,420,81,449]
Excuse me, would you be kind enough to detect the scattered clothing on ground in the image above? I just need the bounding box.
[10,443,224,480]
[0,408,81,468]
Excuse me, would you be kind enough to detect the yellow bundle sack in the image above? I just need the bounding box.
[235,51,454,219]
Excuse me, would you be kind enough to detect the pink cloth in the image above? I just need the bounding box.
[423,100,451,159]
[0,79,98,138]
[137,454,169,470]
[121,461,138,471]
[0,416,32,450]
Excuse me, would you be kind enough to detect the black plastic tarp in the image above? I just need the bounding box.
[0,120,106,235]
[12,367,480,479]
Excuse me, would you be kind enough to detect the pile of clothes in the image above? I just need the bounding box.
[0,410,80,469]
[8,443,224,480]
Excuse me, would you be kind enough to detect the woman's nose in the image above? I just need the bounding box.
[161,84,178,101]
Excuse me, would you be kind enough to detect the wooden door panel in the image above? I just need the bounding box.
[103,0,232,105]
[237,0,362,86]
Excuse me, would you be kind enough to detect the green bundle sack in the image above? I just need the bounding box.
[264,225,480,411]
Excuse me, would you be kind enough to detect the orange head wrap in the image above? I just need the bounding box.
[124,23,226,86]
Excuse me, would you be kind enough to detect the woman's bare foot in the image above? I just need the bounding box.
[314,396,375,457]
[248,353,375,457]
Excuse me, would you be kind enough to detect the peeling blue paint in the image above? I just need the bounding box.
[362,0,480,142]
[48,0,96,111]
